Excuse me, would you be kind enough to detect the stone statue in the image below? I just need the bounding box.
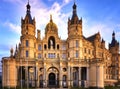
[50,40,53,46]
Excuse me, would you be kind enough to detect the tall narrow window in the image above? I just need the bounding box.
[44,44,47,50]
[26,50,29,57]
[57,44,59,50]
[26,40,29,47]
[38,53,42,59]
[76,40,79,48]
[38,44,42,51]
[76,50,79,58]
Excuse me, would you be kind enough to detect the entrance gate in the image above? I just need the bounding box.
[49,73,56,85]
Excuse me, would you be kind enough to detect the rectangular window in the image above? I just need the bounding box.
[48,53,55,58]
[76,40,79,48]
[26,40,29,47]
[76,50,79,58]
[38,44,42,51]
[62,44,66,50]
[38,53,42,59]
[26,50,29,57]
[62,53,66,59]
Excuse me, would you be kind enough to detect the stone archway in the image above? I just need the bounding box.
[47,66,59,87]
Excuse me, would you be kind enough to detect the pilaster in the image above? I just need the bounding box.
[79,67,81,87]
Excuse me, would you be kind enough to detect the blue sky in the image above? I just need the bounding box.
[0,0,120,62]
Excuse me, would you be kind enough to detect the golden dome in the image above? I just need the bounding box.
[45,15,58,34]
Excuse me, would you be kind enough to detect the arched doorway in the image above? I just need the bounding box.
[49,73,56,86]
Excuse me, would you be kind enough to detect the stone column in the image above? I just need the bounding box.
[89,64,104,89]
[97,65,104,88]
[71,67,73,87]
[43,63,46,87]
[86,67,89,88]
[59,63,62,88]
[37,67,39,88]
[79,67,81,87]
[68,65,70,87]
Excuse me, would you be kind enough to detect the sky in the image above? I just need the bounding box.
[0,0,120,64]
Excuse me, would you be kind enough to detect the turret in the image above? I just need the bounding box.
[67,1,83,60]
[68,1,82,38]
[101,38,105,48]
[20,1,36,59]
[21,1,36,36]
[109,31,119,54]
[37,29,41,40]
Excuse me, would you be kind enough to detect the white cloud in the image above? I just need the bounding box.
[4,22,21,35]
[63,0,72,4]
[29,1,71,39]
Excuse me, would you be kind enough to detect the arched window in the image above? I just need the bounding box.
[48,36,55,49]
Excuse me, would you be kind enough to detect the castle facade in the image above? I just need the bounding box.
[2,1,120,89]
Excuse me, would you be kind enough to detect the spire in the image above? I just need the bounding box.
[71,0,78,24]
[109,31,118,47]
[50,14,53,22]
[112,31,115,39]
[72,1,77,16]
[26,0,31,14]
[24,0,33,24]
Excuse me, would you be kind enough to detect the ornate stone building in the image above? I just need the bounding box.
[2,1,120,89]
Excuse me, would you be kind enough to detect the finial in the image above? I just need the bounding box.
[26,0,30,13]
[112,31,115,36]
[10,48,14,57]
[112,31,115,39]
[50,14,53,22]
[73,0,76,9]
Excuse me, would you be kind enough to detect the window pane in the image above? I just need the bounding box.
[48,53,56,58]
[38,44,42,51]
[26,40,29,47]
[38,53,42,59]
[76,51,79,58]
[62,53,66,59]
[76,40,79,48]
[26,50,29,57]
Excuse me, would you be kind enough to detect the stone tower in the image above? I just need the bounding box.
[67,2,83,59]
[20,2,36,58]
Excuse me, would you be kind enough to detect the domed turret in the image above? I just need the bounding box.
[45,15,58,34]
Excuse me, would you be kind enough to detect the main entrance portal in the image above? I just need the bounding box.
[49,73,56,86]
